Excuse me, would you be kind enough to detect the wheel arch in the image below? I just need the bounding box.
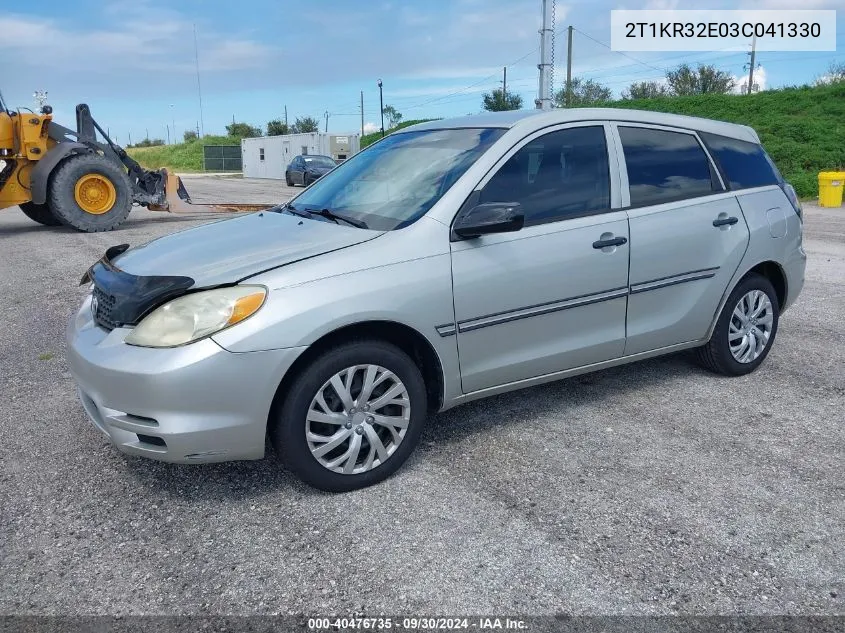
[29,142,90,204]
[269,320,445,430]
[706,259,787,341]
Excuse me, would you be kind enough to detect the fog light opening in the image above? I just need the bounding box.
[136,434,167,447]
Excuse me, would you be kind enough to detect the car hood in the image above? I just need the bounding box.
[112,211,383,287]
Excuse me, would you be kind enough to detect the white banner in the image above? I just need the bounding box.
[610,10,836,52]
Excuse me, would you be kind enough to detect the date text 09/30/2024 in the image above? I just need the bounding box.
[308,617,528,630]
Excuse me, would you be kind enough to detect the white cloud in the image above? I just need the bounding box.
[0,13,276,91]
[363,122,379,134]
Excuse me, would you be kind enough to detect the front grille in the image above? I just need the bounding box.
[92,285,118,330]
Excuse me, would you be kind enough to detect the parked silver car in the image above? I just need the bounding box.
[67,108,806,491]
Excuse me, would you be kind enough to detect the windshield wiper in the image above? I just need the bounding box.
[306,208,368,229]
[279,202,311,219]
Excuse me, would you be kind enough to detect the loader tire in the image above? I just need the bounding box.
[48,154,132,232]
[18,201,62,226]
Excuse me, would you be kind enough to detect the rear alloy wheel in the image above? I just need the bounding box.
[695,273,780,376]
[48,153,132,232]
[271,340,428,492]
[18,201,61,226]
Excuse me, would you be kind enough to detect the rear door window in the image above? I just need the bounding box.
[619,126,718,207]
[699,132,781,190]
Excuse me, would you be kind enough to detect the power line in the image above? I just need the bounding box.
[572,27,665,73]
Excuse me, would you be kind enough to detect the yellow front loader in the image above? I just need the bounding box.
[0,90,193,232]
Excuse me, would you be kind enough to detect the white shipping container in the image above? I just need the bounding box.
[241,133,360,179]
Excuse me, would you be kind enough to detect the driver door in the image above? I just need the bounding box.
[450,123,630,394]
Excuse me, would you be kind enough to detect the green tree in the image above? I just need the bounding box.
[291,116,320,133]
[622,81,670,100]
[553,78,613,107]
[226,121,262,138]
[131,137,165,148]
[382,105,403,128]
[183,130,198,142]
[482,88,523,112]
[816,61,845,85]
[666,63,735,96]
[266,119,290,136]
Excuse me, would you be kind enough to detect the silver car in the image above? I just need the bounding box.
[66,108,806,491]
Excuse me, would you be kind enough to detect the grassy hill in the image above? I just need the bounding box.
[126,135,241,172]
[600,82,845,198]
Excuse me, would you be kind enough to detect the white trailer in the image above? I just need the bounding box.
[241,133,360,180]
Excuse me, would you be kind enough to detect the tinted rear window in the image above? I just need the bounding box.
[619,126,717,207]
[699,132,781,190]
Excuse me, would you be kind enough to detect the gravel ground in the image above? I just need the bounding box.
[0,180,842,617]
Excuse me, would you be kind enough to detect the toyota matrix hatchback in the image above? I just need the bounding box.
[67,109,806,491]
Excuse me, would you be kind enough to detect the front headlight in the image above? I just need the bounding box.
[125,286,266,348]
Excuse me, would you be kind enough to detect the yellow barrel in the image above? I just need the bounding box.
[818,171,845,207]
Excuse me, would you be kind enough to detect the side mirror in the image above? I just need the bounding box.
[453,202,524,239]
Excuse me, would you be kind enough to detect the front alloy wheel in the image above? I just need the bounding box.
[306,365,411,474]
[272,340,427,492]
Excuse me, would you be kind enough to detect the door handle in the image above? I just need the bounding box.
[593,236,627,249]
[713,216,739,227]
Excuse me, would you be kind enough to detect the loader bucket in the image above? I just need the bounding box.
[149,169,279,215]
[148,169,194,213]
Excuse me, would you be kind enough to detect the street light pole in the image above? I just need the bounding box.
[377,79,384,138]
[170,104,176,143]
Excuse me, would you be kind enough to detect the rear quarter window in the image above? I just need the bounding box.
[699,132,782,190]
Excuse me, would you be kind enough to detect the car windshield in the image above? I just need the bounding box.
[302,156,336,168]
[289,127,505,230]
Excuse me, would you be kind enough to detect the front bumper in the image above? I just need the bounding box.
[66,293,306,463]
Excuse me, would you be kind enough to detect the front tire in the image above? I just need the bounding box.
[48,153,132,232]
[271,340,428,492]
[285,172,293,186]
[695,273,780,376]
[18,201,61,226]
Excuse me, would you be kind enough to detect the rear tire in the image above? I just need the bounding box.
[695,273,780,376]
[18,201,61,226]
[270,340,428,492]
[48,153,132,232]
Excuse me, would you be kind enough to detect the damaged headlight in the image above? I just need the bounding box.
[125,286,266,348]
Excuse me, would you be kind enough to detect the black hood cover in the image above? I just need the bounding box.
[81,244,195,330]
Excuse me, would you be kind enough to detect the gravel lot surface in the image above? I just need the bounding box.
[0,179,842,617]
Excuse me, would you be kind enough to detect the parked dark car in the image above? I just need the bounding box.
[285,155,337,186]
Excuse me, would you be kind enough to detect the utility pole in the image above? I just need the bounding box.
[536,0,554,110]
[360,91,364,137]
[284,105,288,127]
[746,35,758,95]
[377,79,384,138]
[324,110,330,132]
[502,66,507,97]
[145,128,149,141]
[166,125,170,145]
[566,25,573,107]
[128,132,132,146]
[193,24,205,137]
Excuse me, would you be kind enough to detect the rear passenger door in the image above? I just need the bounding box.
[614,124,750,355]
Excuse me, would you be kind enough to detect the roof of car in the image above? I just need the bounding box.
[402,108,760,143]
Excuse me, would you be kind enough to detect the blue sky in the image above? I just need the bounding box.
[2,0,844,144]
